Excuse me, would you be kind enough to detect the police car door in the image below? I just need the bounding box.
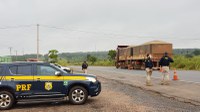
[7,64,33,97]
[33,64,65,98]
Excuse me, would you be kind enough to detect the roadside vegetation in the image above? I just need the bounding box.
[56,50,115,66]
[171,55,200,70]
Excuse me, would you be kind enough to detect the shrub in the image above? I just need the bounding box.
[171,55,200,70]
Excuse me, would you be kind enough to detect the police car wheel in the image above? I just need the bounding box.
[69,86,88,105]
[0,91,14,110]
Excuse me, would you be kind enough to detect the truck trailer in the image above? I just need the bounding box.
[115,40,173,70]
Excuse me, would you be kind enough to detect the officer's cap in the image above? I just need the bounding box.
[164,52,168,56]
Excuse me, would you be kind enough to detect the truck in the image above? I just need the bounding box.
[115,40,173,70]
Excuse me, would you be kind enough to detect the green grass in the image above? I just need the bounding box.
[171,55,200,70]
[91,60,115,66]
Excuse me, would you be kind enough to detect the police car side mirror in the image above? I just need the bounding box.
[55,71,61,76]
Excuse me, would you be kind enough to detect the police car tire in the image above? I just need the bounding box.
[0,91,14,110]
[69,86,88,105]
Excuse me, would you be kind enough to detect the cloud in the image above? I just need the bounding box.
[0,0,200,56]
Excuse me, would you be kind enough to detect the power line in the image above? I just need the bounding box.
[40,24,65,30]
[40,24,200,40]
[0,25,34,29]
[1,24,200,41]
[40,24,155,39]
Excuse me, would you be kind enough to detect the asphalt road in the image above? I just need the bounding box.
[87,66,200,83]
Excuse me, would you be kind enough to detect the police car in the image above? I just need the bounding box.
[0,62,101,110]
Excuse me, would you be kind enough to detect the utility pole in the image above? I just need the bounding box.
[22,48,25,61]
[37,24,39,60]
[9,47,12,56]
[15,50,17,61]
[95,44,97,57]
[9,47,13,62]
[22,48,24,56]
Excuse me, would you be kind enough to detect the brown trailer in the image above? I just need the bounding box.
[116,40,173,70]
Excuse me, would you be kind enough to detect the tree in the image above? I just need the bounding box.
[193,49,200,56]
[108,50,116,61]
[48,49,58,63]
[86,54,91,61]
[88,56,97,64]
[86,54,97,64]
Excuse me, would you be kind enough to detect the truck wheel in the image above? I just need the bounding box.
[69,86,88,105]
[0,91,14,110]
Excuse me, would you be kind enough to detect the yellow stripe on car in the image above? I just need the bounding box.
[34,76,63,81]
[4,76,87,81]
[5,76,33,81]
[64,76,86,80]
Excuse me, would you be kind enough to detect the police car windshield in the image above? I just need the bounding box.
[50,63,69,74]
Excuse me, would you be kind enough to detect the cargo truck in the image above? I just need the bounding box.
[115,40,173,70]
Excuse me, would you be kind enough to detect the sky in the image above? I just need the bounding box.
[0,0,200,56]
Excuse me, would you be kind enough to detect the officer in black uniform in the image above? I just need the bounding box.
[144,53,154,86]
[82,61,88,73]
[159,52,174,85]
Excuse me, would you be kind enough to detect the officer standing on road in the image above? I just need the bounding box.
[159,52,174,85]
[82,61,88,74]
[144,53,154,86]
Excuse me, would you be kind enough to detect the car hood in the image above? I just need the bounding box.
[65,73,96,78]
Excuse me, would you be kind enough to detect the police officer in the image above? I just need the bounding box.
[82,61,88,74]
[144,53,153,86]
[159,52,174,85]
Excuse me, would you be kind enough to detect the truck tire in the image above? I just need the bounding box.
[69,86,88,105]
[0,91,14,110]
